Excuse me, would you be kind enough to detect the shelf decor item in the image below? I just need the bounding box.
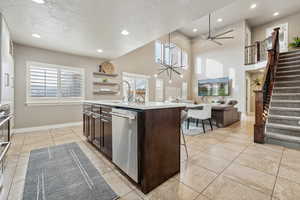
[99,62,115,74]
[289,36,300,49]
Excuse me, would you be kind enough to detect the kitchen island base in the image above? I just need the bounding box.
[83,102,183,194]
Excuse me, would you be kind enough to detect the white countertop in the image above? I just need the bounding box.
[82,100,186,110]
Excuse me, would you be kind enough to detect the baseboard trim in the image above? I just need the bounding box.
[13,122,82,134]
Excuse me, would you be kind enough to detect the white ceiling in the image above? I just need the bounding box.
[179,0,300,38]
[0,0,236,59]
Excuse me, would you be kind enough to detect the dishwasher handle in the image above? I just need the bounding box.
[110,112,136,120]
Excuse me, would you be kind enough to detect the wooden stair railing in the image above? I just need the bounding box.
[245,37,272,65]
[254,27,280,144]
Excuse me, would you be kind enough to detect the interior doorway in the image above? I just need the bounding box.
[245,69,265,114]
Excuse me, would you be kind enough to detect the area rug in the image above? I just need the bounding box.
[182,121,218,136]
[23,143,119,200]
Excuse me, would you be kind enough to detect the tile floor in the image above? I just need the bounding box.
[2,116,300,200]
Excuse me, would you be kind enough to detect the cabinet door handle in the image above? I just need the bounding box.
[110,112,135,120]
[101,118,110,123]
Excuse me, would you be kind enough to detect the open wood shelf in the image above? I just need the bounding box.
[93,91,118,95]
[93,72,118,77]
[93,82,118,86]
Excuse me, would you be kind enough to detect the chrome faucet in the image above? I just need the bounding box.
[120,80,133,103]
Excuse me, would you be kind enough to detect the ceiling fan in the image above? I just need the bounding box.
[202,13,234,46]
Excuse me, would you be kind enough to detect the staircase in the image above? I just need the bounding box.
[265,50,300,148]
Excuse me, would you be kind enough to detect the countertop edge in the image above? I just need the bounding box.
[81,101,186,110]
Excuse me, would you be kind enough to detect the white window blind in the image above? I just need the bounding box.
[29,66,58,97]
[27,62,85,104]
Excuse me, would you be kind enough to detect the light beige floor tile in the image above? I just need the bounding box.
[242,145,282,162]
[21,142,55,153]
[13,165,28,183]
[178,162,217,192]
[202,145,241,161]
[235,152,280,175]
[278,163,300,185]
[214,142,248,152]
[190,152,231,173]
[102,171,132,196]
[148,178,199,200]
[50,127,74,134]
[281,149,300,169]
[119,191,143,200]
[195,194,211,200]
[273,177,300,200]
[222,163,276,195]
[203,175,271,200]
[7,179,24,200]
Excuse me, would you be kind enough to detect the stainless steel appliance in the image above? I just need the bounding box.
[111,108,138,182]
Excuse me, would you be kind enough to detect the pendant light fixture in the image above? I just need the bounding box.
[154,33,183,82]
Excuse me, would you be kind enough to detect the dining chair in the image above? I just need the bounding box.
[187,104,213,133]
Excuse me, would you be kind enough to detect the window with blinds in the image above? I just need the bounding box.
[27,62,84,104]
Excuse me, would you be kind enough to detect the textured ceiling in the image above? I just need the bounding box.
[0,0,236,59]
[179,0,300,39]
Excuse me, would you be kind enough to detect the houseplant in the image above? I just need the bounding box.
[289,37,300,49]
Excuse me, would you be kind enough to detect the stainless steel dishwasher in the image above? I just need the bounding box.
[111,108,138,182]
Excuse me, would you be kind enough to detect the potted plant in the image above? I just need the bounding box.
[289,37,300,49]
[252,78,261,90]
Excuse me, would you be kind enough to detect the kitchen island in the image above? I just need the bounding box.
[82,101,185,193]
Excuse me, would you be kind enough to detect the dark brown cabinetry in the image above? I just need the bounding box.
[83,104,112,160]
[100,107,112,159]
[83,104,92,139]
[82,103,182,194]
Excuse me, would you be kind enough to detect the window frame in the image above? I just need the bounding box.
[122,72,150,102]
[155,78,164,102]
[155,40,189,69]
[26,61,85,105]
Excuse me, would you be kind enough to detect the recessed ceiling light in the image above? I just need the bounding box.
[217,18,223,22]
[121,30,130,35]
[250,4,257,9]
[97,49,103,53]
[32,0,45,4]
[32,34,41,38]
[273,12,279,16]
[193,28,198,33]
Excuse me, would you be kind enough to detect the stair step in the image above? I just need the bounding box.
[280,53,300,59]
[275,75,300,82]
[277,65,300,71]
[268,115,300,126]
[269,107,300,116]
[278,61,300,67]
[273,87,300,93]
[266,123,300,137]
[280,50,300,56]
[271,100,300,108]
[279,57,300,63]
[277,69,300,76]
[275,80,300,87]
[266,132,300,145]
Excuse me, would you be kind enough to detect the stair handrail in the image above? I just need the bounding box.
[254,27,280,143]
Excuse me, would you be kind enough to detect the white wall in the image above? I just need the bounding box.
[191,21,247,112]
[252,12,300,48]
[0,14,14,109]
[13,44,106,129]
[111,32,193,101]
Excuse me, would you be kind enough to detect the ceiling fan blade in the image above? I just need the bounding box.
[214,29,234,38]
[210,40,223,46]
[214,36,234,40]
